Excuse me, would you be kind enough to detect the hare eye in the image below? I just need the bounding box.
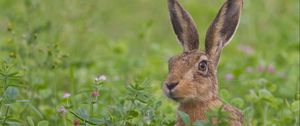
[198,61,207,71]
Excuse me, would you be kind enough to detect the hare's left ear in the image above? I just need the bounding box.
[205,0,243,66]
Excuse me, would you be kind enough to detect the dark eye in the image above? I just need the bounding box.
[198,61,207,71]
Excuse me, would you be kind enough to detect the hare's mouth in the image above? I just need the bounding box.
[170,96,183,101]
[166,92,183,101]
[169,95,182,101]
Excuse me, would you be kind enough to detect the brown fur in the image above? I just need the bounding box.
[164,0,244,126]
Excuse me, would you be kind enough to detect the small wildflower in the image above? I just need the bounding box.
[225,73,234,81]
[57,106,68,114]
[237,44,254,55]
[267,64,275,73]
[91,91,99,97]
[95,75,107,82]
[257,65,265,72]
[63,92,71,98]
[246,67,253,73]
[73,119,80,126]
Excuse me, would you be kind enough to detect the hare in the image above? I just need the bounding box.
[163,0,243,125]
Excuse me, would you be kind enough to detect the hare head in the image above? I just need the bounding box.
[163,0,243,104]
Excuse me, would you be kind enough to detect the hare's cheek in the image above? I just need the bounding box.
[194,85,212,101]
[196,82,211,95]
[176,81,197,97]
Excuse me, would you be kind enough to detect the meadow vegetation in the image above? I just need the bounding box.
[0,0,299,125]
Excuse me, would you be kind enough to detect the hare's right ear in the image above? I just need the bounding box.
[205,0,243,66]
[168,0,199,52]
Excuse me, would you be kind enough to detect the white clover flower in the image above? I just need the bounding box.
[95,75,107,82]
[63,92,71,98]
[57,106,68,114]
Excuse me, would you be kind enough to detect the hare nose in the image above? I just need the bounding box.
[166,82,179,90]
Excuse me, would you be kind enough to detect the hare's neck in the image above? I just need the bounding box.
[177,98,222,124]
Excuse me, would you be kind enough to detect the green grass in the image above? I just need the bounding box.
[0,0,299,125]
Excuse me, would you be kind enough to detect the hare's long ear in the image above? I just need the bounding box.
[205,0,243,66]
[168,0,199,52]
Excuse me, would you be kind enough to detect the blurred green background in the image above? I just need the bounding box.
[0,0,299,125]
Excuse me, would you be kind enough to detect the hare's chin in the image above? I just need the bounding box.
[165,92,188,102]
[165,91,181,101]
[168,95,184,102]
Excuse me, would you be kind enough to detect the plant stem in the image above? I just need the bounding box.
[263,103,268,126]
[63,115,67,126]
[90,102,94,117]
[67,99,69,107]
